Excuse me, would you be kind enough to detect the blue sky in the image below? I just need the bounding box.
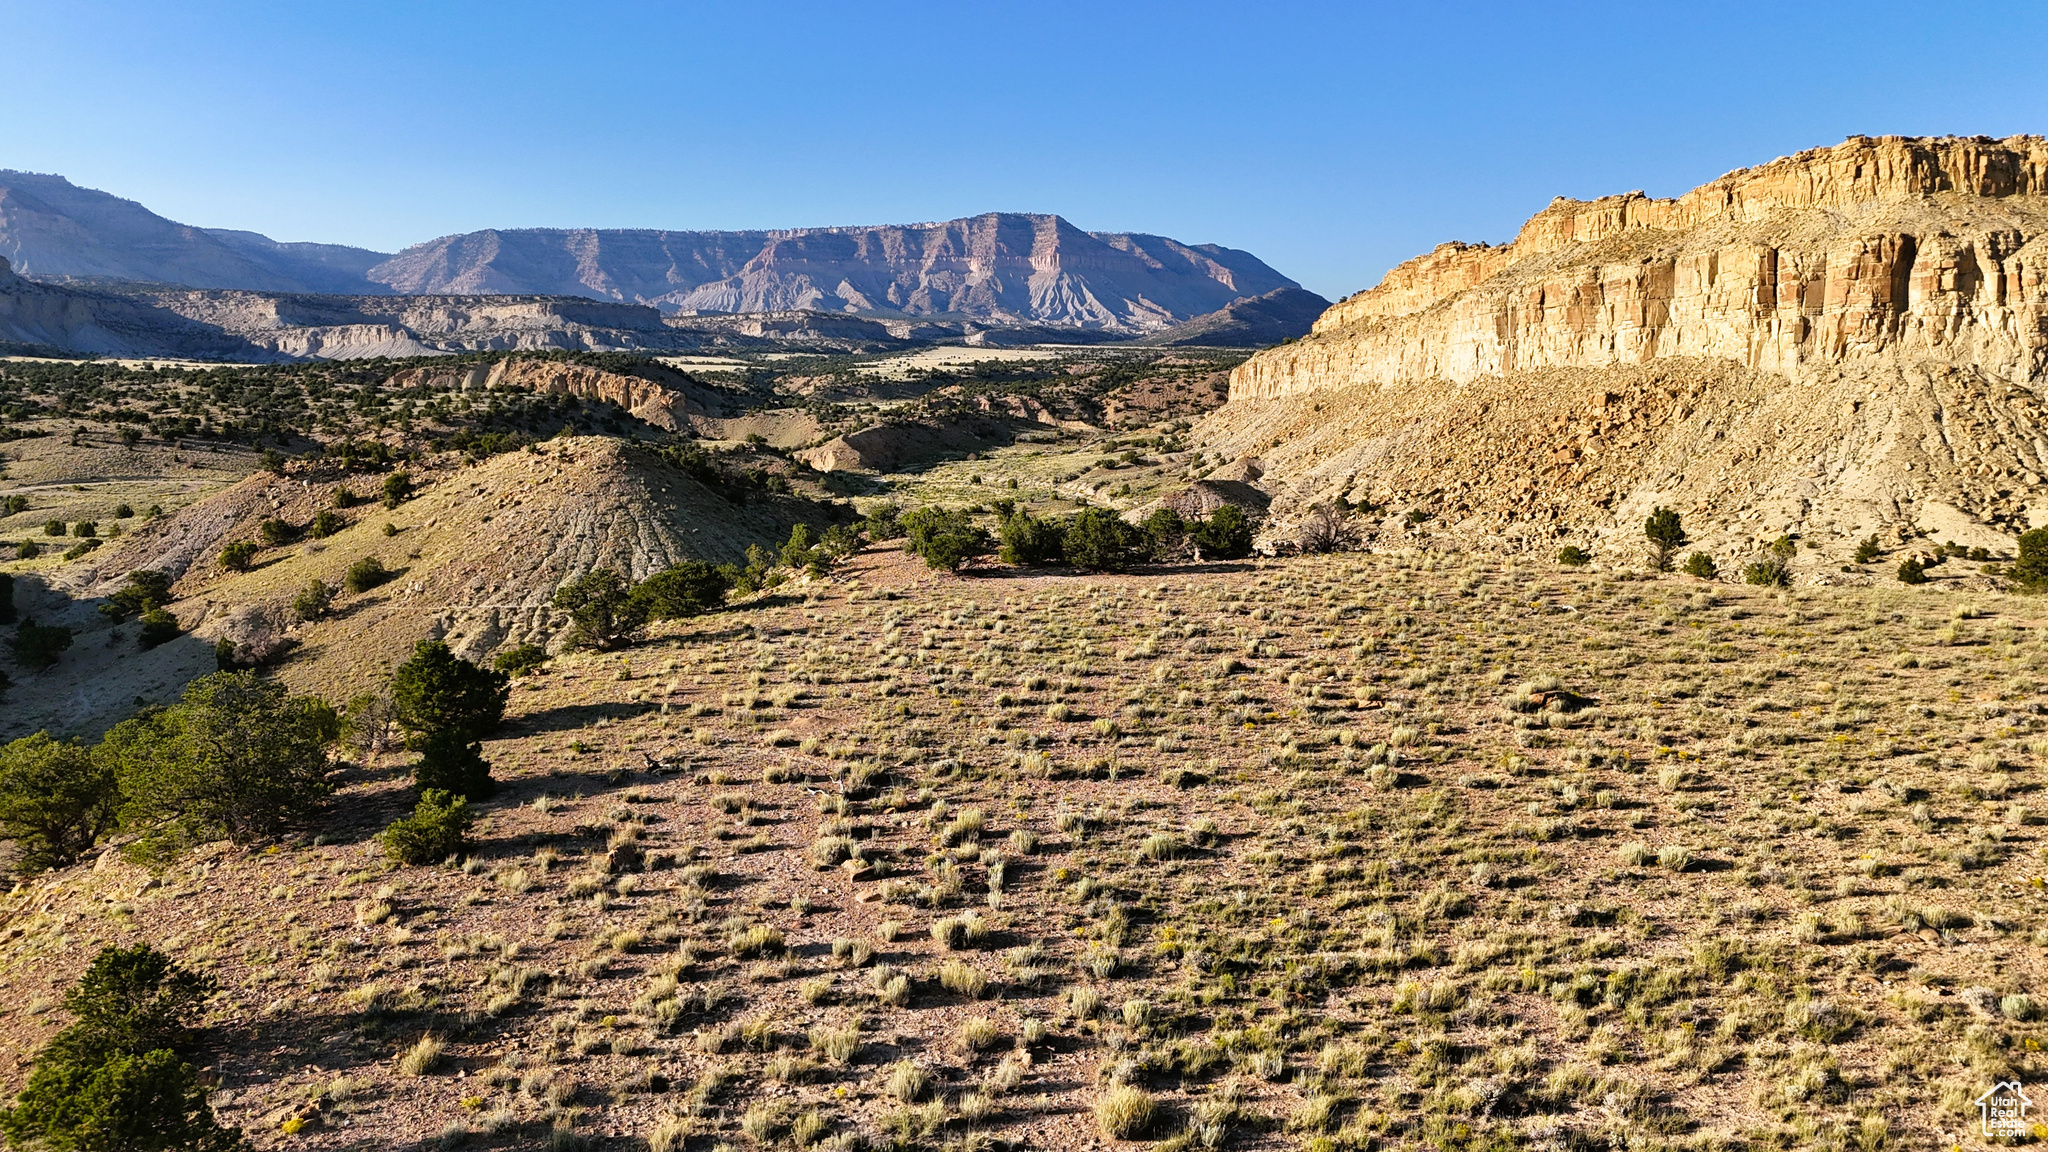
[5,1,2045,299]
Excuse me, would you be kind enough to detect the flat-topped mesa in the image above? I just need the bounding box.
[1250,135,2048,402]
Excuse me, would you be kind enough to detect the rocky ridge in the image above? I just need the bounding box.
[0,170,389,293]
[1207,135,2048,567]
[0,261,921,360]
[368,213,1301,333]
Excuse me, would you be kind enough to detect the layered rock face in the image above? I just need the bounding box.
[371,213,1300,333]
[1233,136,2048,400]
[385,359,705,432]
[0,263,711,360]
[1206,136,2048,565]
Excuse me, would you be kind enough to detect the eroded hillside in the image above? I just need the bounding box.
[1208,135,2048,567]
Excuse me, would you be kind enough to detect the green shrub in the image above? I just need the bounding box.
[998,509,1066,566]
[64,541,98,561]
[43,519,65,537]
[553,568,645,650]
[291,579,333,622]
[901,507,992,573]
[779,523,816,569]
[259,448,286,474]
[1644,506,1686,571]
[257,518,297,546]
[862,504,903,541]
[411,730,495,800]
[102,570,173,623]
[113,504,134,519]
[1555,545,1590,567]
[14,541,38,560]
[309,509,343,539]
[0,733,119,873]
[380,788,474,865]
[1682,552,1718,579]
[630,561,732,620]
[492,643,549,676]
[137,609,181,650]
[1140,509,1187,560]
[1743,536,1795,586]
[1190,506,1253,560]
[391,640,509,742]
[2,494,26,515]
[11,618,74,670]
[1062,508,1147,573]
[381,471,413,509]
[1898,557,1929,585]
[1743,559,1790,587]
[101,672,334,861]
[343,556,392,593]
[1852,535,1882,564]
[0,945,239,1152]
[333,487,362,509]
[71,520,97,539]
[2011,528,2048,591]
[217,541,258,572]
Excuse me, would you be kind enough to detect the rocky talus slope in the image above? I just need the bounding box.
[1208,135,2048,564]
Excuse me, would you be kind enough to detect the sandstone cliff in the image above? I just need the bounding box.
[1234,135,2048,399]
[1208,136,2048,567]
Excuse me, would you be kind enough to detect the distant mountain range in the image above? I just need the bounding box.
[0,171,1322,337]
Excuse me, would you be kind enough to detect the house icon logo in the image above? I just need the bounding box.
[1976,1080,2033,1138]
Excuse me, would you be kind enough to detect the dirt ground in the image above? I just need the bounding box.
[1,544,2043,1150]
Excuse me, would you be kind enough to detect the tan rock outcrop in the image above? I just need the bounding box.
[1233,135,2048,401]
[1206,136,2048,566]
[388,359,701,432]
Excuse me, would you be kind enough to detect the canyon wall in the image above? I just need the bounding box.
[1231,136,2048,401]
[1203,137,2048,566]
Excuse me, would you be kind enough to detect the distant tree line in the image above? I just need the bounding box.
[886,499,1253,574]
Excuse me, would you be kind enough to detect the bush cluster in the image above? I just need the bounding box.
[1742,536,1795,587]
[0,945,242,1151]
[10,617,73,670]
[986,501,1251,574]
[552,558,740,651]
[99,570,181,649]
[0,672,337,872]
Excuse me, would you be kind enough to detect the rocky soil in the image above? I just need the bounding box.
[3,548,2046,1151]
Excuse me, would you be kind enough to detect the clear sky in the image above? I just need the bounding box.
[5,1,2045,299]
